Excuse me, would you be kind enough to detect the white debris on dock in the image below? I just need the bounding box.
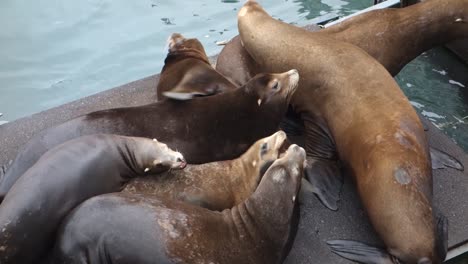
[410,101,424,109]
[421,110,445,120]
[449,80,466,88]
[432,69,447,75]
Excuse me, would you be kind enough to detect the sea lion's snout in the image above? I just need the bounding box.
[270,130,288,154]
[172,153,187,169]
[276,69,299,99]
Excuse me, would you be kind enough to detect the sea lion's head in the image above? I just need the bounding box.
[242,130,289,180]
[166,33,208,59]
[138,139,187,174]
[255,144,306,205]
[245,69,299,107]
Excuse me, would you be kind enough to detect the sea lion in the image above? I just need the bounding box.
[0,69,299,201]
[157,33,236,100]
[238,1,446,263]
[123,130,288,211]
[0,134,186,264]
[48,144,306,264]
[215,35,260,87]
[323,0,468,76]
[218,0,468,78]
[216,19,464,171]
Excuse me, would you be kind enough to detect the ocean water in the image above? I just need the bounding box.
[0,0,467,261]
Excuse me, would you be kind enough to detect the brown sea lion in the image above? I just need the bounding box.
[0,69,299,202]
[238,1,446,263]
[48,144,306,264]
[0,134,186,264]
[323,0,468,76]
[123,130,288,211]
[216,5,464,170]
[218,0,468,78]
[157,33,236,100]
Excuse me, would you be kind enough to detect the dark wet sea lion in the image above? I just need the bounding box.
[49,144,306,264]
[0,134,185,264]
[123,131,287,211]
[0,70,299,201]
[238,1,445,263]
[157,33,236,100]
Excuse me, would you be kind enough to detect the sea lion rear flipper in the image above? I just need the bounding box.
[327,240,394,264]
[430,147,464,171]
[303,158,343,211]
[436,214,448,261]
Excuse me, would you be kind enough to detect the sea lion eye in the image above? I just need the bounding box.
[260,143,268,156]
[272,81,279,90]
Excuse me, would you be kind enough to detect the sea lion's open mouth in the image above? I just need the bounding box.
[278,137,291,158]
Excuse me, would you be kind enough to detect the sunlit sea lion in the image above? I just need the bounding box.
[238,1,446,263]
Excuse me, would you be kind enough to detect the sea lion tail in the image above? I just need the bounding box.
[436,214,448,261]
[302,158,343,211]
[430,147,464,171]
[327,240,394,264]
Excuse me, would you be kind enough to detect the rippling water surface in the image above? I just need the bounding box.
[0,0,468,262]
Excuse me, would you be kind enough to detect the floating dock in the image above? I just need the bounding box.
[0,1,467,262]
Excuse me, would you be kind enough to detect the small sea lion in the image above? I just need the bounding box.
[157,33,236,100]
[238,1,446,263]
[48,144,306,264]
[123,130,288,211]
[0,69,299,201]
[0,134,186,264]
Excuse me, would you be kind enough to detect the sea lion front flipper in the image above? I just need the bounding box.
[436,214,448,261]
[327,240,394,264]
[430,147,464,171]
[163,91,207,100]
[280,107,305,136]
[303,158,343,211]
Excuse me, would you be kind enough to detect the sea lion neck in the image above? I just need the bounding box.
[112,136,172,175]
[235,165,297,254]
